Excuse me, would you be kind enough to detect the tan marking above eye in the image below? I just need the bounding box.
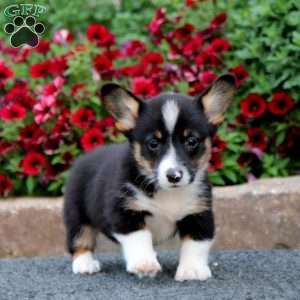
[183,129,190,137]
[154,130,162,139]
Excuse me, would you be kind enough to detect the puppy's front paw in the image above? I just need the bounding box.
[127,255,162,278]
[175,263,212,282]
[72,252,101,275]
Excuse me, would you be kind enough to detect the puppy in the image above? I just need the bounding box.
[63,74,235,281]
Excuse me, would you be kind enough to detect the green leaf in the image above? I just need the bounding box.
[208,172,225,185]
[275,131,286,146]
[223,169,238,183]
[26,176,36,195]
[283,74,300,88]
[48,180,63,193]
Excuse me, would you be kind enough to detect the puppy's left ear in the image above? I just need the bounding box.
[198,74,236,125]
[101,83,143,132]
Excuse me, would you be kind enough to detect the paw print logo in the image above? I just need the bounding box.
[4,16,45,48]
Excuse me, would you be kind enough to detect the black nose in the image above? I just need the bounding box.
[166,168,183,183]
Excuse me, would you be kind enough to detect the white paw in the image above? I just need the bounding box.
[127,255,162,278]
[72,252,101,275]
[175,263,212,281]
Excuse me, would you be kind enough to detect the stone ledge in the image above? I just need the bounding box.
[1,176,300,257]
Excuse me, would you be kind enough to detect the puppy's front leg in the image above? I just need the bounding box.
[175,210,214,281]
[114,229,162,278]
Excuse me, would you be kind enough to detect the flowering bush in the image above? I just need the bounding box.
[0,1,299,197]
[214,0,300,183]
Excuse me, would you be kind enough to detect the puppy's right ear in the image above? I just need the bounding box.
[101,83,143,132]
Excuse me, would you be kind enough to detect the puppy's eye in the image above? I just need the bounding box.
[185,136,199,150]
[147,138,160,152]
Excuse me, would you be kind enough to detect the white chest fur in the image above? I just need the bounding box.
[127,184,208,244]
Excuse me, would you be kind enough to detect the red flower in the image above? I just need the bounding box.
[0,141,16,155]
[49,56,68,76]
[182,35,202,56]
[268,91,294,116]
[30,60,51,78]
[102,49,121,60]
[210,12,227,28]
[131,77,158,97]
[35,40,50,54]
[71,108,95,129]
[21,152,47,176]
[0,103,26,122]
[119,65,144,77]
[147,8,166,36]
[3,80,35,109]
[247,128,268,151]
[123,40,146,57]
[199,71,217,86]
[240,93,267,119]
[19,123,46,149]
[230,65,249,87]
[172,23,195,42]
[81,128,104,152]
[209,152,223,172]
[195,48,219,67]
[185,0,198,7]
[212,135,226,153]
[93,53,113,73]
[0,60,14,86]
[0,174,13,196]
[211,38,230,52]
[142,52,164,66]
[87,23,115,47]
[96,115,115,130]
[188,81,205,95]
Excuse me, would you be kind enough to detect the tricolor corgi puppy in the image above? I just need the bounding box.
[63,74,235,281]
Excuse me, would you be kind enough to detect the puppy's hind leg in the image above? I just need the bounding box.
[70,225,101,275]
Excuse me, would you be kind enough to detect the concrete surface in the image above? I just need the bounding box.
[0,250,300,300]
[1,176,300,257]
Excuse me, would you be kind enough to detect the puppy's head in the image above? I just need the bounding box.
[101,75,235,190]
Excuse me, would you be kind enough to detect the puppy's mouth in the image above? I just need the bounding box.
[170,183,180,188]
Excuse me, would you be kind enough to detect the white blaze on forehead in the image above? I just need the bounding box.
[162,100,179,133]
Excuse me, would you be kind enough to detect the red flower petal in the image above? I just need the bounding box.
[87,23,115,47]
[240,94,267,119]
[0,174,13,195]
[21,152,47,176]
[80,128,104,152]
[71,108,95,129]
[246,128,268,151]
[131,77,159,98]
[0,103,26,122]
[268,91,294,116]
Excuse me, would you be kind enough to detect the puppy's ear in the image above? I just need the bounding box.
[197,74,236,125]
[101,83,143,132]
